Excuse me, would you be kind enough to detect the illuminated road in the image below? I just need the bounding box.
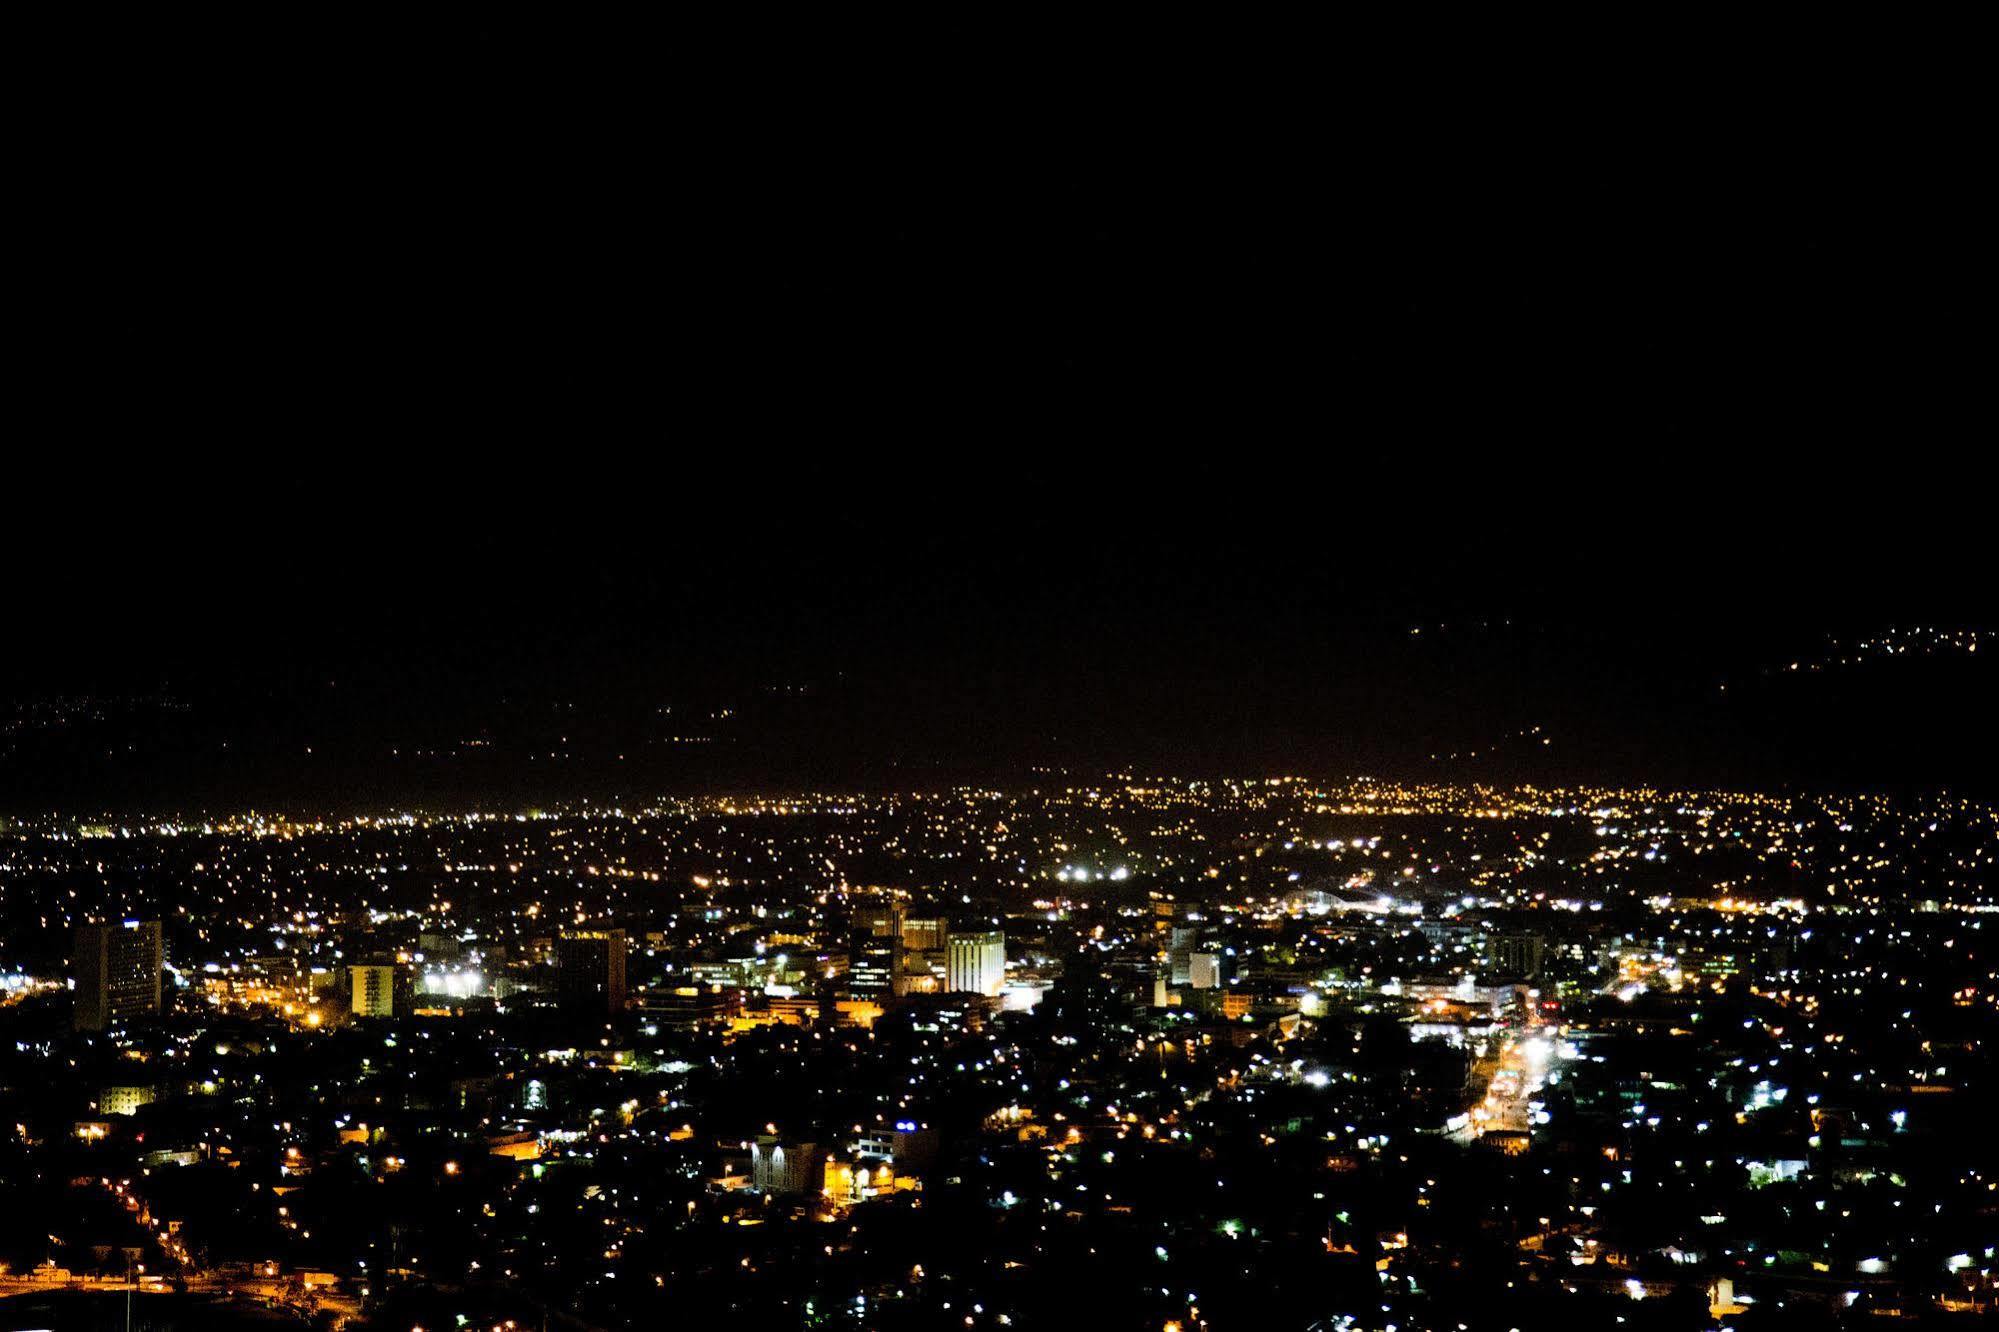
[1450,1030,1558,1142]
[0,1273,361,1327]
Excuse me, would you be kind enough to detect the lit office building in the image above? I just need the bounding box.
[556,929,628,1016]
[751,1135,822,1196]
[848,930,898,1000]
[350,963,404,1017]
[946,929,1005,997]
[73,920,163,1032]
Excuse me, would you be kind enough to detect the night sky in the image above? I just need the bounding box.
[8,37,1990,809]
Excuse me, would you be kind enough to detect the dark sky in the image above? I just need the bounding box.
[6,34,1991,808]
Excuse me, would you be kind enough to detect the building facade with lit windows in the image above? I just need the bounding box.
[349,963,405,1017]
[946,929,1005,997]
[73,919,163,1032]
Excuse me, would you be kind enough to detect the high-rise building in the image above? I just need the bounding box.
[640,984,735,1033]
[1168,926,1199,986]
[946,930,1005,997]
[350,963,404,1018]
[893,916,948,995]
[848,930,898,1000]
[73,920,163,1032]
[858,904,906,940]
[556,930,628,1016]
[1492,933,1545,980]
[1188,951,1221,990]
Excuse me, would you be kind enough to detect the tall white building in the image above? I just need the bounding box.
[946,930,1005,997]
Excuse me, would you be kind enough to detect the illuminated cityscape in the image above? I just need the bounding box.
[6,33,1992,1331]
[0,775,1993,1328]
